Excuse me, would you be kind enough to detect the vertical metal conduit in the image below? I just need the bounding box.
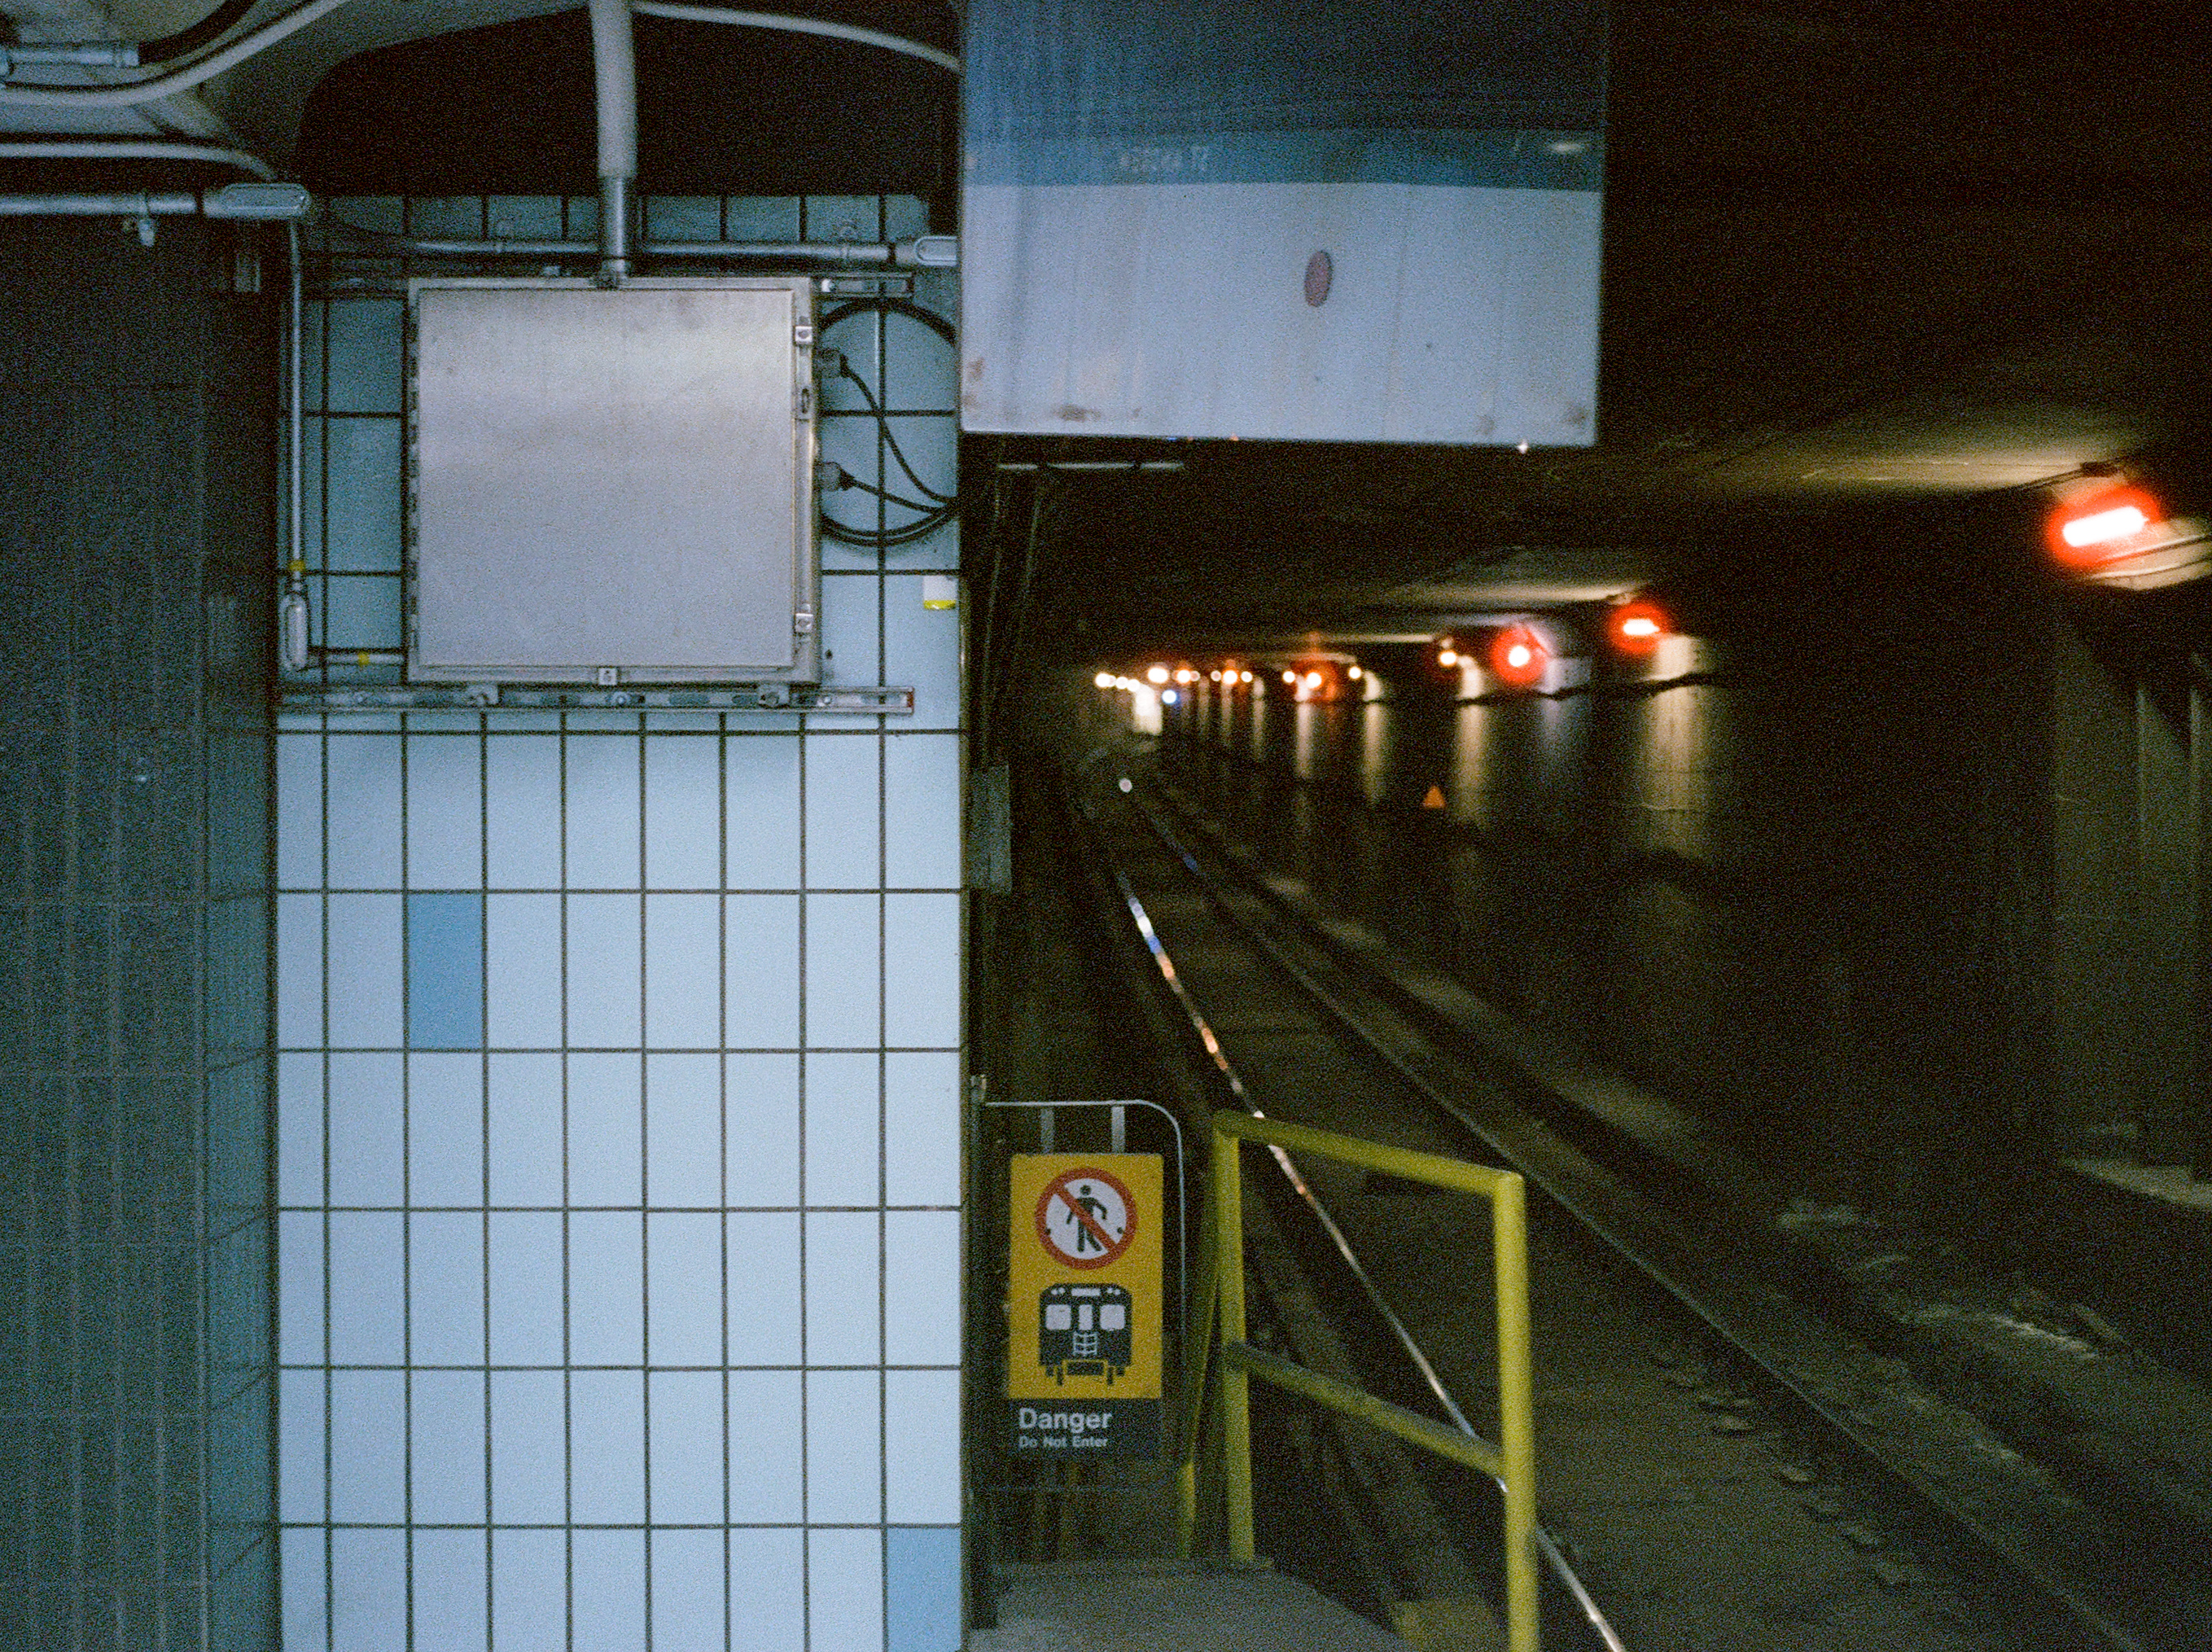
[585,0,638,283]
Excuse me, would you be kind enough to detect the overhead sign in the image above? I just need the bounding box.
[1007,1154,1163,1457]
[962,0,1605,445]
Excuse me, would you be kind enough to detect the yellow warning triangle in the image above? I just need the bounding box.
[1421,784,1448,809]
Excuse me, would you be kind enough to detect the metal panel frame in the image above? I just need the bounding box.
[405,277,821,686]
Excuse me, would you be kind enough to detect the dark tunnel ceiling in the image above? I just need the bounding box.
[296,1,2212,655]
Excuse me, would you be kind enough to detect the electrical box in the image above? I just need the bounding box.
[407,278,820,685]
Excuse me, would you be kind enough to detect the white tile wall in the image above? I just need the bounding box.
[278,195,966,1652]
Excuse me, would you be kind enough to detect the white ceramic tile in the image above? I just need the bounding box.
[642,710,722,732]
[489,1370,567,1523]
[277,1212,323,1365]
[644,737,721,889]
[564,709,640,731]
[280,1529,326,1652]
[324,737,402,887]
[485,894,563,1049]
[327,1212,405,1365]
[407,1052,483,1206]
[646,1212,721,1367]
[645,893,719,1047]
[883,734,961,889]
[806,1526,884,1648]
[318,572,403,653]
[405,734,483,888]
[405,709,483,733]
[278,1052,324,1207]
[884,1369,961,1523]
[278,1366,325,1522]
[407,1212,484,1365]
[724,1370,803,1521]
[650,1528,726,1652]
[726,1054,800,1206]
[322,420,405,575]
[567,1052,642,1204]
[884,574,962,732]
[804,892,879,1048]
[568,1211,644,1365]
[645,1054,720,1208]
[326,893,403,1048]
[646,1369,723,1523]
[804,1211,880,1366]
[410,1528,488,1650]
[277,893,324,1049]
[408,1369,487,1523]
[883,1052,960,1207]
[487,1212,564,1366]
[566,896,642,1048]
[883,893,959,1049]
[330,1528,407,1652]
[817,572,883,695]
[326,1052,402,1205]
[804,734,882,889]
[725,737,802,888]
[728,1530,805,1652]
[487,1053,563,1206]
[725,1212,801,1366]
[484,737,563,887]
[883,1212,960,1367]
[324,297,404,414]
[564,735,642,888]
[568,1371,646,1523]
[724,893,801,1047]
[276,734,322,890]
[492,1530,567,1652]
[572,1529,646,1651]
[327,1369,405,1523]
[804,1051,880,1207]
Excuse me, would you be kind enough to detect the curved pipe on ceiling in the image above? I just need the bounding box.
[0,139,274,178]
[629,4,959,72]
[0,0,358,107]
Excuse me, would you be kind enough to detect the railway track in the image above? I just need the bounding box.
[1036,739,2208,1652]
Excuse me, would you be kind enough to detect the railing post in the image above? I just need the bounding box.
[1492,1173,1538,1651]
[1214,1123,1255,1563]
[1175,1157,1222,1558]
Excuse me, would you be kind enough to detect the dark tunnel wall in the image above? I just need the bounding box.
[1128,519,2209,1245]
[0,220,278,1650]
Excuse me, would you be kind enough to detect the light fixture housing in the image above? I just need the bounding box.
[1605,598,1669,657]
[2046,484,2162,567]
[1487,624,1548,688]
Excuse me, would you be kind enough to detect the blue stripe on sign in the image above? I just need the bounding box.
[963,128,1603,191]
[886,1527,961,1652]
[405,893,483,1049]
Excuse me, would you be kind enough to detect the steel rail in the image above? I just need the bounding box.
[1120,769,2157,1652]
[1065,778,1628,1649]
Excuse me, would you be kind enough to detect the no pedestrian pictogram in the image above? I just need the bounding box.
[1035,1166,1135,1269]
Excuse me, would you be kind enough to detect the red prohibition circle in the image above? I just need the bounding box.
[1034,1166,1137,1270]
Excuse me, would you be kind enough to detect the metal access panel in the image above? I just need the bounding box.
[962,0,1605,445]
[409,278,819,684]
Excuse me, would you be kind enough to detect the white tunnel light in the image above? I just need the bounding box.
[1162,688,1180,704]
[1302,671,1323,690]
[1145,664,1170,685]
[1093,671,1115,688]
[1506,644,1533,669]
[1619,616,1659,639]
[2061,504,2149,547]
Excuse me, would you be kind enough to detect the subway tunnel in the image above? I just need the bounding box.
[4,1,2211,1649]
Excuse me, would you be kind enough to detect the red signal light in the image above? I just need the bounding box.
[1605,598,1669,657]
[2047,485,2161,567]
[1487,624,1548,688]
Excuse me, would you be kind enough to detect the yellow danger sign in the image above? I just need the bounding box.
[1006,1154,1163,1457]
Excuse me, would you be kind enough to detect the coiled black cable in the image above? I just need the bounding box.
[816,296,959,550]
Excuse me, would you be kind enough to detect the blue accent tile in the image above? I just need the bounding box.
[406,892,484,1049]
[887,1527,961,1652]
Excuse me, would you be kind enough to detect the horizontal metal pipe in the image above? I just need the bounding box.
[335,233,945,265]
[0,191,196,216]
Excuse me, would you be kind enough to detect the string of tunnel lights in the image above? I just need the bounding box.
[1094,480,2202,714]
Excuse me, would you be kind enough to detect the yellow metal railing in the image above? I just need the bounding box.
[1176,1110,1539,1652]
